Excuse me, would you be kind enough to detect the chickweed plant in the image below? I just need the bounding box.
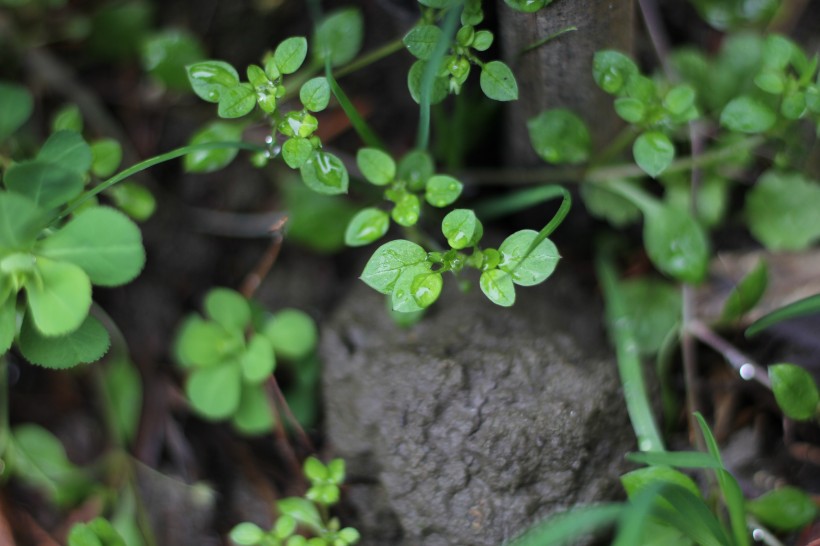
[1,0,819,544]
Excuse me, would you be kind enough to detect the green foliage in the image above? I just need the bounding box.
[745,487,818,531]
[68,518,127,546]
[689,0,780,31]
[768,363,820,421]
[313,8,364,67]
[745,170,820,250]
[527,109,591,165]
[720,259,768,322]
[746,293,820,337]
[617,278,681,355]
[229,457,359,546]
[174,288,318,434]
[0,81,33,140]
[141,29,206,90]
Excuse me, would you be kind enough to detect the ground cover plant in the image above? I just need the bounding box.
[1,0,819,544]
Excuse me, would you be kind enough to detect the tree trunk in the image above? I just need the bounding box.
[498,0,635,165]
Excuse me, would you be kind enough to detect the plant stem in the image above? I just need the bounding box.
[518,26,578,57]
[56,141,267,223]
[334,38,406,80]
[687,320,772,389]
[239,221,287,299]
[595,241,665,452]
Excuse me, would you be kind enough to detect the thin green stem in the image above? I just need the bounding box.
[595,241,665,452]
[334,38,406,80]
[55,141,266,223]
[599,178,658,214]
[325,61,385,150]
[417,4,462,150]
[518,26,578,57]
[0,356,9,464]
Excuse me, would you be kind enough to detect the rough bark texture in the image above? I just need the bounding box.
[321,269,633,545]
[498,0,635,165]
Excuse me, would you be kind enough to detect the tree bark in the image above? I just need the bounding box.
[498,0,635,165]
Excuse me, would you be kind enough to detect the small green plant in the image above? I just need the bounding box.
[173,287,318,435]
[229,457,359,546]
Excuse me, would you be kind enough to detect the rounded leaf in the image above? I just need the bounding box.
[527,108,591,165]
[204,288,250,331]
[184,121,244,173]
[633,132,675,178]
[356,148,396,186]
[442,209,482,250]
[313,8,364,67]
[479,60,518,101]
[38,130,93,175]
[282,137,314,169]
[263,309,318,361]
[0,191,48,250]
[769,363,820,421]
[643,205,709,283]
[186,60,240,103]
[26,257,91,336]
[403,24,442,61]
[300,151,349,195]
[173,316,232,368]
[480,269,515,307]
[0,81,33,140]
[18,313,110,369]
[186,363,241,419]
[345,208,389,247]
[229,522,265,546]
[390,263,430,313]
[746,487,818,531]
[720,95,776,133]
[232,383,275,435]
[299,77,331,112]
[397,149,434,192]
[360,239,428,294]
[593,50,639,95]
[141,29,206,90]
[274,37,309,75]
[4,160,85,210]
[425,175,462,207]
[37,207,145,287]
[407,60,448,105]
[240,335,275,383]
[498,229,559,286]
[107,182,156,222]
[217,83,256,118]
[745,170,820,250]
[90,138,123,178]
[411,271,443,308]
[391,193,420,227]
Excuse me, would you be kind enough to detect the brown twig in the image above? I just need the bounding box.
[239,216,289,299]
[264,378,306,493]
[687,320,772,389]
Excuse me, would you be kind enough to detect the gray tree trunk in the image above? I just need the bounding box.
[498,0,635,165]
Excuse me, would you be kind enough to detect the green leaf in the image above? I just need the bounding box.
[304,456,328,482]
[720,95,776,133]
[643,205,709,283]
[0,191,47,250]
[282,137,314,169]
[232,383,274,435]
[141,29,206,90]
[204,287,250,331]
[90,139,123,178]
[745,170,820,250]
[425,174,462,207]
[4,160,85,209]
[408,60,448,105]
[277,498,323,533]
[580,181,641,227]
[746,293,820,337]
[283,182,358,253]
[313,8,364,67]
[186,60,240,103]
[472,30,494,51]
[360,239,428,294]
[509,505,622,546]
[107,182,156,222]
[51,105,83,134]
[479,60,518,101]
[442,209,483,250]
[769,363,820,420]
[746,487,818,531]
[274,37,309,74]
[345,208,389,247]
[9,423,90,506]
[391,192,420,227]
[498,229,559,286]
[614,97,646,124]
[0,81,33,140]
[411,271,443,308]
[67,524,104,546]
[299,77,331,112]
[652,484,731,546]
[480,269,516,307]
[300,151,349,195]
[593,50,639,95]
[403,24,443,61]
[37,207,145,287]
[240,335,275,383]
[418,0,459,6]
[503,0,549,12]
[634,132,675,178]
[626,450,722,469]
[390,263,431,313]
[26,257,91,336]
[621,466,701,500]
[263,309,317,361]
[184,121,244,173]
[356,148,396,186]
[100,357,142,443]
[689,0,779,30]
[186,363,242,419]
[218,83,256,118]
[663,85,696,116]
[721,259,768,321]
[18,313,109,369]
[397,149,434,192]
[618,278,681,355]
[173,316,231,368]
[0,297,15,355]
[527,108,591,165]
[230,522,265,546]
